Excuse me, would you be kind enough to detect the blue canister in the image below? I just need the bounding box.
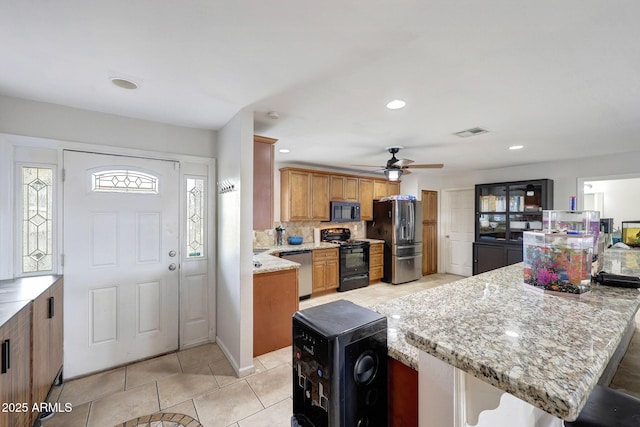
[570,196,577,211]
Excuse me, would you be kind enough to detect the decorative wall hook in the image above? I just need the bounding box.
[217,180,236,194]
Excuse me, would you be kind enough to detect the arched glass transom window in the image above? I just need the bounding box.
[92,170,158,194]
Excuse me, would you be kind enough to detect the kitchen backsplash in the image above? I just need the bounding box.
[254,221,366,247]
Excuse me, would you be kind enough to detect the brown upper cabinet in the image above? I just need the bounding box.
[253,135,278,230]
[358,178,374,221]
[330,175,359,202]
[280,167,398,222]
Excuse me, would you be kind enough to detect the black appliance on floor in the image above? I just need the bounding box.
[291,300,387,427]
[320,228,370,292]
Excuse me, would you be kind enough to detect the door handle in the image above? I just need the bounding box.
[48,296,55,318]
[168,263,177,271]
[1,339,10,373]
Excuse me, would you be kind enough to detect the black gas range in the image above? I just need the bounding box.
[320,228,370,292]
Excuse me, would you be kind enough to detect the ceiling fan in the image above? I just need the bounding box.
[355,146,444,181]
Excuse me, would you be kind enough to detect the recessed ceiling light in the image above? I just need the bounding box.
[386,99,406,110]
[509,145,524,150]
[110,77,139,90]
[278,148,290,153]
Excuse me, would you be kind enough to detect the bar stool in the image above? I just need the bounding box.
[564,385,640,427]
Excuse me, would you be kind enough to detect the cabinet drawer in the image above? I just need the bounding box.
[370,265,384,281]
[369,243,384,255]
[313,248,339,261]
[370,253,383,267]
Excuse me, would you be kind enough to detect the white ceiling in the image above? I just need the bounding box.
[2,1,640,175]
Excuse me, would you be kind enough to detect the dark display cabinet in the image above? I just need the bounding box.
[473,179,553,275]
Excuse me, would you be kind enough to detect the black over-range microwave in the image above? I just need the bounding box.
[330,201,361,222]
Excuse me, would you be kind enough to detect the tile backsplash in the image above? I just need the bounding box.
[254,221,366,247]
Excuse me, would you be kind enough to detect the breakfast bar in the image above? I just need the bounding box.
[374,252,640,426]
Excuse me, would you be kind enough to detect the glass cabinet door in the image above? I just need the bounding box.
[478,184,507,241]
[507,182,545,242]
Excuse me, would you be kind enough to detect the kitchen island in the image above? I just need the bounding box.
[374,252,640,426]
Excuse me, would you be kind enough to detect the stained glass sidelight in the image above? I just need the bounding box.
[187,178,205,258]
[22,166,53,273]
[92,170,158,193]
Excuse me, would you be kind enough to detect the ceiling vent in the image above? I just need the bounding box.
[453,127,489,138]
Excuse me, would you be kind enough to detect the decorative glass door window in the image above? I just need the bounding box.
[186,177,205,258]
[22,166,53,273]
[91,169,158,193]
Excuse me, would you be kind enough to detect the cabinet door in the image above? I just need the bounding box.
[373,180,388,200]
[422,223,438,275]
[0,322,9,427]
[359,179,374,220]
[312,261,327,293]
[32,289,51,406]
[253,136,276,229]
[311,174,330,220]
[344,177,359,202]
[285,170,311,220]
[330,176,345,200]
[423,192,438,222]
[387,182,400,196]
[2,306,32,427]
[50,279,63,384]
[473,243,506,275]
[326,259,340,290]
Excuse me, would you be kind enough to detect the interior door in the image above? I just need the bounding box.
[444,189,474,276]
[63,150,180,378]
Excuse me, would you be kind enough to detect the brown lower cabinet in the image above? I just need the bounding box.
[253,269,299,357]
[0,304,33,427]
[369,243,384,283]
[32,278,64,408]
[388,357,418,427]
[312,248,339,294]
[0,276,64,427]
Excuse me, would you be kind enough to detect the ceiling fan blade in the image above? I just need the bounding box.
[406,163,444,169]
[394,158,414,167]
[351,164,385,168]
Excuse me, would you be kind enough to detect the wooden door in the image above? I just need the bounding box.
[422,190,438,275]
[373,180,387,200]
[344,177,359,202]
[330,175,345,200]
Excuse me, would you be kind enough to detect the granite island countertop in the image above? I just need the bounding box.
[375,260,640,421]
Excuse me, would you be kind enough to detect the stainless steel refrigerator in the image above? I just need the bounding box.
[367,198,422,284]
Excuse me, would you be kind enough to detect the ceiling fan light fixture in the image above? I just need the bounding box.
[384,168,403,181]
[386,99,406,110]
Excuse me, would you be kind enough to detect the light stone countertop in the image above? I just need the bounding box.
[373,253,640,421]
[252,242,339,274]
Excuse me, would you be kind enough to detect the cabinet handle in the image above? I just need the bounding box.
[1,339,10,373]
[48,296,55,318]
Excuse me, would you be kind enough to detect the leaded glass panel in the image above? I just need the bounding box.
[92,170,158,193]
[22,166,53,273]
[187,178,205,258]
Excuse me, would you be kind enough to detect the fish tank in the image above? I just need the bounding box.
[621,221,640,247]
[542,210,600,241]
[523,231,593,296]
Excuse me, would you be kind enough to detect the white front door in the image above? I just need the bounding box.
[63,150,180,377]
[444,189,474,276]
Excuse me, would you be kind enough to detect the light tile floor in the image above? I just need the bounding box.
[41,272,640,427]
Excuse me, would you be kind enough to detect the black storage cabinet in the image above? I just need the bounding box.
[473,179,553,275]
